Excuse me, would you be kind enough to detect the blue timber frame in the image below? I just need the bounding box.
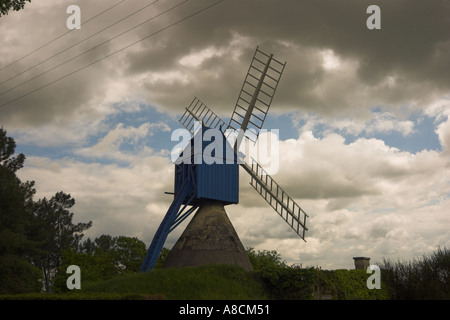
[140,165,199,272]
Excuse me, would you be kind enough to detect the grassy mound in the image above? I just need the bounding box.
[80,264,267,300]
[0,264,393,300]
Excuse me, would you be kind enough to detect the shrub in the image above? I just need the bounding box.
[380,246,449,299]
[0,255,42,294]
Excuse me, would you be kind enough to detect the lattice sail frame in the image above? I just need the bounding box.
[243,159,308,240]
[180,97,227,135]
[176,47,308,241]
[228,46,286,145]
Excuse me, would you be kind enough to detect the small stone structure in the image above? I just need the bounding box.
[353,257,370,270]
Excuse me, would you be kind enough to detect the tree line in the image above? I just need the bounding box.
[0,128,147,293]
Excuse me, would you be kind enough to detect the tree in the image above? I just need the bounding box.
[52,248,117,292]
[52,235,147,291]
[0,0,31,16]
[0,127,25,173]
[0,128,41,294]
[79,237,95,254]
[154,247,170,269]
[1,128,93,293]
[246,247,287,271]
[114,236,146,272]
[380,246,450,299]
[89,234,146,273]
[30,192,92,291]
[94,234,116,253]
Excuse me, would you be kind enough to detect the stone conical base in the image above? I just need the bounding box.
[163,201,253,271]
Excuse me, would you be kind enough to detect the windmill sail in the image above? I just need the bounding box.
[242,158,308,240]
[228,46,286,147]
[180,97,227,135]
[178,102,308,241]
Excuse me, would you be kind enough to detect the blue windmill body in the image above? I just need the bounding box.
[140,47,309,272]
[174,124,239,206]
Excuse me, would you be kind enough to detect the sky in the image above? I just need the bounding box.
[0,0,449,270]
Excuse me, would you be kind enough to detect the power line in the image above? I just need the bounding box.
[0,0,160,87]
[0,0,127,73]
[0,0,226,109]
[0,0,183,97]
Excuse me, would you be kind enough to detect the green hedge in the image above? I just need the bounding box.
[1,265,391,300]
[256,266,390,300]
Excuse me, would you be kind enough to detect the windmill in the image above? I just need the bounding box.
[140,47,308,272]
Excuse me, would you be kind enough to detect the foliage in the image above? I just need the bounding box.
[379,246,450,300]
[5,246,450,300]
[0,128,40,294]
[0,168,32,256]
[114,236,146,272]
[153,247,170,269]
[0,292,165,300]
[52,248,117,292]
[0,255,42,294]
[0,128,25,172]
[52,235,147,292]
[246,247,287,271]
[256,266,317,299]
[0,0,31,16]
[93,234,116,253]
[29,192,92,291]
[254,265,390,300]
[81,264,267,300]
[0,128,91,294]
[318,269,390,300]
[247,246,389,300]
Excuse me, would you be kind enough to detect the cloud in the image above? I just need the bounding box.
[231,127,450,268]
[292,110,417,140]
[425,98,450,156]
[365,112,415,137]
[2,0,449,127]
[436,118,450,156]
[17,154,174,242]
[75,121,171,162]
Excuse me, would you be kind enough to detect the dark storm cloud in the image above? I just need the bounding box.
[1,0,449,126]
[125,0,450,116]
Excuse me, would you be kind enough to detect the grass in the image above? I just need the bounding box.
[1,264,393,300]
[78,264,266,300]
[3,247,448,300]
[1,264,266,300]
[0,292,164,300]
[0,264,398,300]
